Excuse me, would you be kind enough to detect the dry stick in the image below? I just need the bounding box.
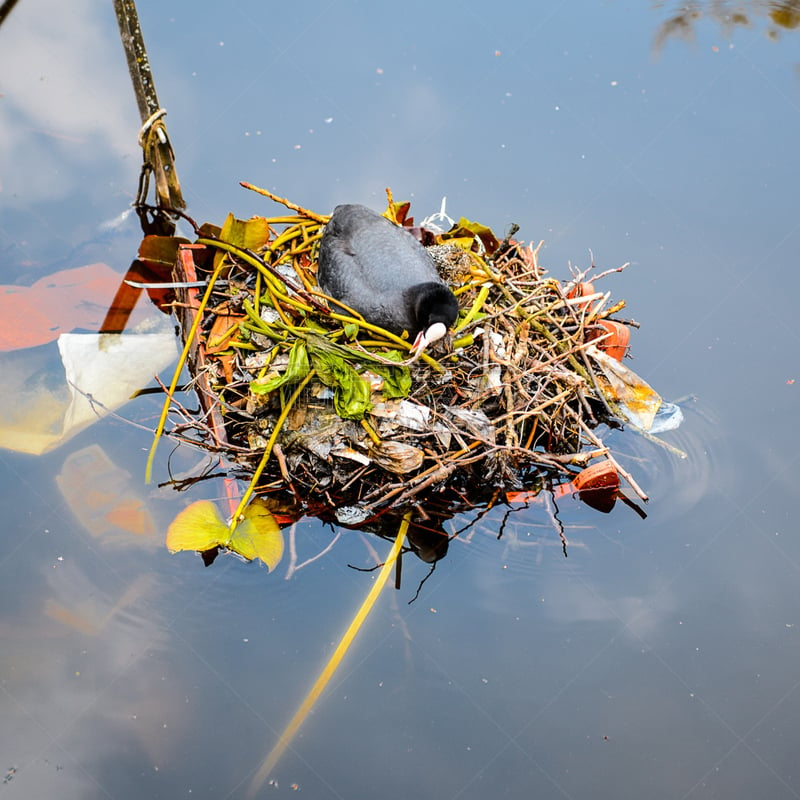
[463,440,578,473]
[273,443,302,503]
[389,462,459,508]
[590,261,632,283]
[337,463,373,494]
[554,286,620,424]
[240,181,329,224]
[503,379,519,448]
[364,441,483,507]
[0,0,21,26]
[494,385,579,426]
[526,317,593,384]
[481,321,492,390]
[572,412,649,502]
[151,374,252,454]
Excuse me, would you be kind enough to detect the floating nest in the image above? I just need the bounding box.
[155,185,665,533]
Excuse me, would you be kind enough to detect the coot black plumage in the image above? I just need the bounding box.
[317,204,459,352]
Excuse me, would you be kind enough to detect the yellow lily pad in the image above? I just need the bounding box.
[213,213,273,271]
[166,498,284,571]
[229,499,284,569]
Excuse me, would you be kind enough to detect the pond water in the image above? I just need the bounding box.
[2,1,800,798]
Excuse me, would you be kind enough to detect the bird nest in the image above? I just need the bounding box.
[154,185,663,530]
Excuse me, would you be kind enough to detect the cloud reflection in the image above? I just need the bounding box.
[0,0,140,203]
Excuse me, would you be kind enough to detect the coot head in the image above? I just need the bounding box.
[405,281,460,355]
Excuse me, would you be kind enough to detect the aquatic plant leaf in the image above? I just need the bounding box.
[166,498,284,570]
[310,348,371,418]
[442,217,501,254]
[384,199,411,225]
[229,499,284,570]
[250,339,310,394]
[219,213,272,251]
[166,500,228,554]
[137,235,191,269]
[214,213,272,271]
[369,355,412,399]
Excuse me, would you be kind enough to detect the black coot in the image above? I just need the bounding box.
[317,204,459,351]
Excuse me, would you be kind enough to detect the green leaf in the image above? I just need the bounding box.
[249,339,310,395]
[369,352,411,399]
[310,348,371,419]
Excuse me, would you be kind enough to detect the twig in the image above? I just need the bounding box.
[240,182,329,224]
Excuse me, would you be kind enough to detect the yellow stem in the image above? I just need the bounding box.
[246,513,410,796]
[227,370,315,533]
[455,284,491,332]
[360,418,382,445]
[145,257,226,484]
[196,237,285,295]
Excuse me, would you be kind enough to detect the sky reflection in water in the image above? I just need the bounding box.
[1,1,800,798]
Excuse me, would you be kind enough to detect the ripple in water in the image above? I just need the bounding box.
[605,396,722,523]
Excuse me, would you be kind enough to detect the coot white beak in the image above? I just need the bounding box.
[423,322,447,345]
[407,322,448,363]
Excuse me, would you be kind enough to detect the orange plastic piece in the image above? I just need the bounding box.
[567,281,595,300]
[592,319,630,361]
[505,459,620,513]
[572,460,620,513]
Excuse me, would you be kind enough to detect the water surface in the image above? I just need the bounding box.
[2,2,799,798]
